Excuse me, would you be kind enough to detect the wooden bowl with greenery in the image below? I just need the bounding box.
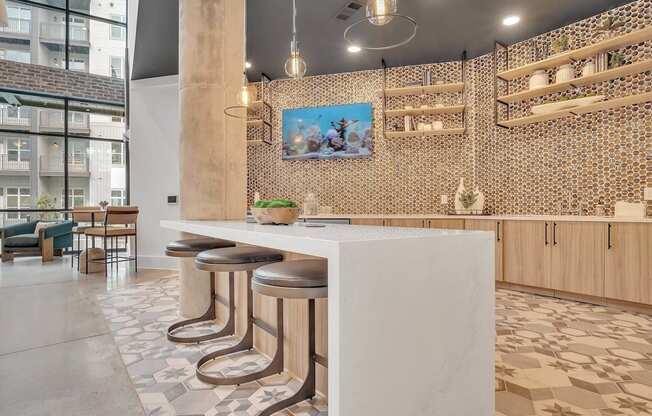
[251,199,300,225]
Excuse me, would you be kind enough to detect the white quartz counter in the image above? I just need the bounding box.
[161,220,495,416]
[300,213,652,223]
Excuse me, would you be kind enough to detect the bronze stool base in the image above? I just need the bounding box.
[167,272,236,344]
[196,271,284,385]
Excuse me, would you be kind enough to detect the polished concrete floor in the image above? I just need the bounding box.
[0,257,176,416]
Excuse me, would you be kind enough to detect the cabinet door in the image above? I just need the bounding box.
[465,219,503,281]
[351,218,385,226]
[550,222,605,297]
[385,219,425,228]
[503,220,551,288]
[605,223,652,304]
[428,219,465,230]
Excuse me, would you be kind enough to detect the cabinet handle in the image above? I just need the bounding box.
[544,222,549,245]
[496,221,501,242]
[553,222,558,246]
[608,223,612,250]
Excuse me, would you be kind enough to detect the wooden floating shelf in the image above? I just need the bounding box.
[385,105,465,117]
[247,139,271,145]
[497,26,652,81]
[498,91,652,127]
[383,82,465,97]
[498,59,652,103]
[385,128,465,138]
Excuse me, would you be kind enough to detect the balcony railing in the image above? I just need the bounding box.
[0,108,31,129]
[39,110,90,131]
[0,154,31,171]
[39,23,88,42]
[0,18,31,35]
[39,156,88,173]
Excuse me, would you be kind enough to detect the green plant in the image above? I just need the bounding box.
[593,16,625,39]
[459,188,478,209]
[609,52,625,68]
[551,35,570,54]
[254,198,298,209]
[36,194,57,220]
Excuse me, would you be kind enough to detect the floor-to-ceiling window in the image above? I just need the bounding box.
[0,0,127,227]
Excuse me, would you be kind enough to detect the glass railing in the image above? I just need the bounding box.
[39,156,88,173]
[39,110,90,130]
[39,23,88,42]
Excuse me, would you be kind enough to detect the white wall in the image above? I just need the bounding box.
[130,75,180,269]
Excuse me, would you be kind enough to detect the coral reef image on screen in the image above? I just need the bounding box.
[282,103,373,160]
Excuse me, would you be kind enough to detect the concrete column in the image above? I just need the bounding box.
[178,0,246,318]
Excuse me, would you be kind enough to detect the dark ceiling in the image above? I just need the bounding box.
[132,0,635,81]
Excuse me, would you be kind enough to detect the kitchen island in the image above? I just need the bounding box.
[161,219,495,416]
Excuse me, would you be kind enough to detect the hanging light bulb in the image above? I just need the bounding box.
[284,0,307,78]
[236,73,251,108]
[366,0,397,26]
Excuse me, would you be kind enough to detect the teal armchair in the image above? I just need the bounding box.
[1,220,73,262]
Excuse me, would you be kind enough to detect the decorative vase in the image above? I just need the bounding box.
[596,52,608,72]
[471,186,485,214]
[454,178,466,214]
[529,70,549,90]
[582,61,596,77]
[555,64,574,83]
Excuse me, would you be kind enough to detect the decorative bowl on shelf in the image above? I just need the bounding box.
[531,95,605,115]
[251,198,300,225]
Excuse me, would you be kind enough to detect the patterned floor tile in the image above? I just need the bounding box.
[99,276,652,415]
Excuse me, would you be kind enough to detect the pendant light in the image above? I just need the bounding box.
[344,0,417,51]
[284,0,307,78]
[367,0,397,26]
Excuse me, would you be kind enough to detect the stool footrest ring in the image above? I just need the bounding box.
[167,272,236,344]
[196,298,284,386]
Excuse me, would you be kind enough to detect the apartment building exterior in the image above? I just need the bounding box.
[0,0,127,224]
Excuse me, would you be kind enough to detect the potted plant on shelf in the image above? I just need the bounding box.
[99,200,109,210]
[593,16,625,41]
[252,198,301,225]
[550,34,570,55]
[609,51,625,69]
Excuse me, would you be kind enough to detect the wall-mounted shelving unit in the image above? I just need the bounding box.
[247,73,273,145]
[494,26,652,128]
[381,52,467,138]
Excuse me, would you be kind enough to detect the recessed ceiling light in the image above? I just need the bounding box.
[502,15,520,26]
[245,61,252,69]
[347,45,362,53]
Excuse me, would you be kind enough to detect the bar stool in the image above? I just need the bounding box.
[194,247,287,385]
[200,259,328,416]
[165,237,236,343]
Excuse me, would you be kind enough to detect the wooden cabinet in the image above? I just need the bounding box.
[503,220,551,288]
[427,219,465,230]
[549,222,606,297]
[465,219,503,281]
[605,223,652,304]
[385,219,425,228]
[351,218,385,226]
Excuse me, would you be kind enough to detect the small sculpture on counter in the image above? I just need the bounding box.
[454,178,485,214]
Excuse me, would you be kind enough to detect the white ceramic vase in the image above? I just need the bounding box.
[471,186,485,214]
[555,64,575,83]
[582,61,596,77]
[529,70,549,90]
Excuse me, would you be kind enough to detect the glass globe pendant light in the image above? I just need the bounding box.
[284,0,307,78]
[224,5,252,119]
[366,0,397,26]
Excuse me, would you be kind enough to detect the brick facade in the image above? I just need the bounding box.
[0,59,125,104]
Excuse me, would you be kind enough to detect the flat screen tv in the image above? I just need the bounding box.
[282,103,373,160]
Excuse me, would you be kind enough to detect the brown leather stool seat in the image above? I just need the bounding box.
[165,238,234,257]
[253,259,328,299]
[196,246,283,266]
